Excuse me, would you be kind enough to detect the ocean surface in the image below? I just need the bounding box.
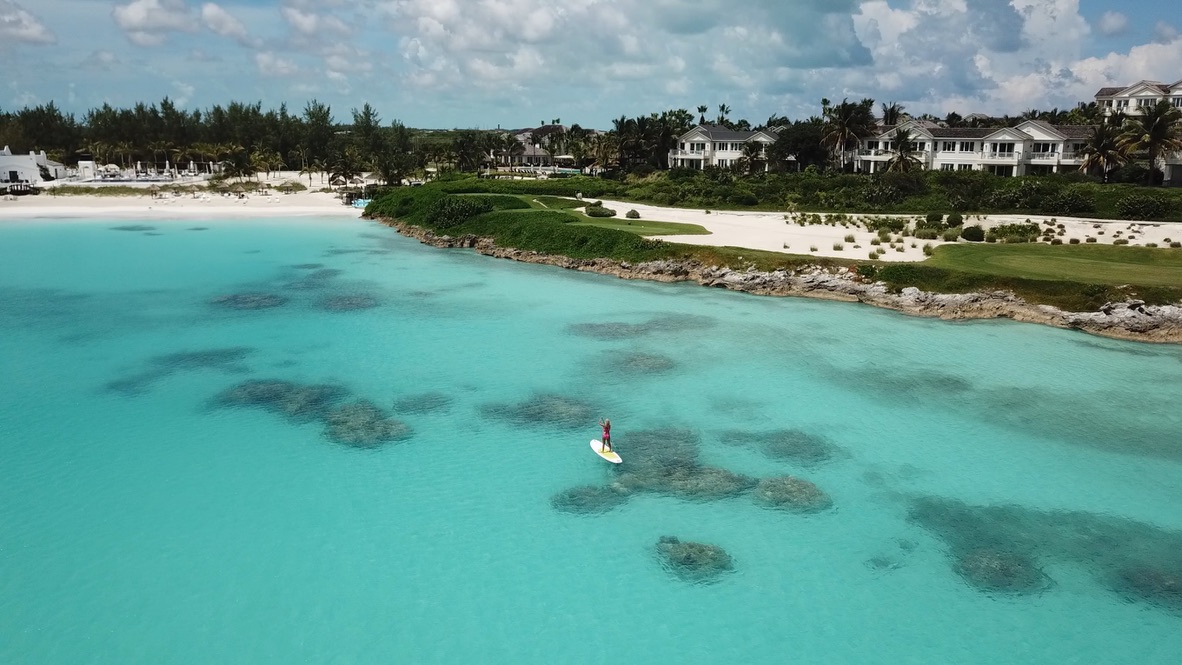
[2,217,1181,664]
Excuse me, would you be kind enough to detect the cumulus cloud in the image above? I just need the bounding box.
[112,0,196,46]
[1154,21,1179,44]
[0,0,56,44]
[200,3,253,46]
[377,0,871,98]
[281,6,350,37]
[255,51,300,77]
[1096,11,1128,36]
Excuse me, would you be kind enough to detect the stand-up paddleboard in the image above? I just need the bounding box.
[591,439,622,464]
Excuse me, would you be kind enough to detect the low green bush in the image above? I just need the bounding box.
[1171,242,1182,248]
[424,195,494,229]
[960,225,985,242]
[1115,194,1169,220]
[1086,237,1097,243]
[1069,238,1080,244]
[1051,238,1063,245]
[626,209,640,219]
[1113,238,1129,245]
[945,211,964,227]
[844,234,856,242]
[832,243,844,251]
[941,229,960,242]
[914,228,939,240]
[584,203,617,218]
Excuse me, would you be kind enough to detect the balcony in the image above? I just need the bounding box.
[1029,152,1059,161]
[670,150,706,158]
[983,151,1019,161]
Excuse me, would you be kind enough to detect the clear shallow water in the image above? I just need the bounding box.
[2,218,1181,664]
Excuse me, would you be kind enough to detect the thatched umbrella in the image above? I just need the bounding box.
[232,184,245,195]
[147,184,161,198]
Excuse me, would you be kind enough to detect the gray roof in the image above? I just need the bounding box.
[1094,87,1122,97]
[927,127,995,139]
[682,124,763,142]
[1055,125,1096,139]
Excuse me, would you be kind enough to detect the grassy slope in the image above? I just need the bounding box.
[926,244,1182,288]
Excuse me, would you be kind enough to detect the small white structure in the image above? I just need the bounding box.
[0,146,66,185]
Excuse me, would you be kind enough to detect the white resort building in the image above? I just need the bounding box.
[1095,79,1182,116]
[1,146,65,186]
[857,120,1094,177]
[669,124,782,170]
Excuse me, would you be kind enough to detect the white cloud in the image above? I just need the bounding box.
[281,6,350,37]
[200,3,252,46]
[255,51,300,77]
[1096,11,1127,36]
[112,0,196,46]
[1154,21,1179,44]
[172,80,194,106]
[0,0,56,44]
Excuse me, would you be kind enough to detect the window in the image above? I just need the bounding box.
[716,159,728,167]
[1104,100,1113,107]
[957,164,974,171]
[940,163,955,171]
[1116,99,1130,109]
[1136,98,1158,108]
[679,142,685,151]
[732,142,743,151]
[990,142,1015,154]
[1172,98,1182,108]
[959,141,975,152]
[867,140,879,150]
[942,141,956,152]
[1031,142,1058,153]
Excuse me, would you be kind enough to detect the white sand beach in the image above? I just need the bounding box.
[592,198,1182,262]
[0,171,361,221]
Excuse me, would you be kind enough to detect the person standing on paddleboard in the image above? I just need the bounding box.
[599,418,612,452]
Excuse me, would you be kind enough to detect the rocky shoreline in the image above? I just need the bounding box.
[374,219,1182,344]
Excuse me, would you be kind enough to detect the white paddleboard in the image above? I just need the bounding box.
[590,439,622,464]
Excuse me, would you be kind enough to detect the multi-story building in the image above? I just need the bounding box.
[1095,80,1182,116]
[669,124,781,170]
[857,120,1093,177]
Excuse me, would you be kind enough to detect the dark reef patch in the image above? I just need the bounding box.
[143,232,163,236]
[209,293,288,310]
[566,313,716,340]
[753,476,833,513]
[480,393,596,429]
[291,263,324,270]
[606,351,677,375]
[187,227,209,231]
[106,347,253,395]
[656,536,733,583]
[392,392,453,414]
[908,495,1182,608]
[720,429,836,467]
[322,399,412,447]
[284,268,343,291]
[616,465,755,501]
[319,294,380,312]
[110,224,155,232]
[550,485,629,515]
[212,379,347,423]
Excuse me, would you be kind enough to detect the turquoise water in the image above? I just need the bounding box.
[2,217,1182,664]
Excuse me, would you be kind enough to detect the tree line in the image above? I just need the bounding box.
[1,94,1179,186]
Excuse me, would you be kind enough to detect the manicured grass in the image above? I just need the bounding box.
[531,195,587,210]
[570,218,711,236]
[926,243,1182,288]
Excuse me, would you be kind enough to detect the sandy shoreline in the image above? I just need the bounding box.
[0,171,361,221]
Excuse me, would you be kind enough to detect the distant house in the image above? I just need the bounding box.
[668,124,781,171]
[857,120,1094,177]
[1,146,65,185]
[1095,80,1182,116]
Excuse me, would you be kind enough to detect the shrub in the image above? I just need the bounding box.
[914,228,939,240]
[1172,242,1182,248]
[844,234,856,242]
[1086,237,1097,243]
[584,202,617,218]
[426,195,494,229]
[1003,235,1031,244]
[1069,238,1080,244]
[833,243,844,251]
[1041,188,1096,215]
[626,209,640,219]
[945,211,964,227]
[989,222,1040,242]
[960,225,985,242]
[810,245,818,252]
[942,229,960,242]
[1050,238,1063,245]
[1113,238,1129,245]
[1115,194,1169,220]
[1146,243,1158,248]
[870,238,882,246]
[869,251,878,259]
[922,243,934,256]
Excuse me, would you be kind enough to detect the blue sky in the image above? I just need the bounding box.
[2,0,1179,129]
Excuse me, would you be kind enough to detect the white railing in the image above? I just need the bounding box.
[984,152,1018,160]
[1029,153,1059,160]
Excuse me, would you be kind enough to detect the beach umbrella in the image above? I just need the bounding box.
[232,184,245,193]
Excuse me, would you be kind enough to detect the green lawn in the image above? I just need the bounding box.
[926,243,1182,288]
[570,218,712,236]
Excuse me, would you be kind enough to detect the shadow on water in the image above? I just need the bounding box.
[106,347,254,395]
[109,224,155,232]
[908,495,1182,613]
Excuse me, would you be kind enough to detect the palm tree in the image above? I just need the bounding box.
[1078,123,1128,182]
[146,140,171,173]
[739,141,766,175]
[716,103,731,126]
[1118,101,1182,186]
[697,105,708,124]
[881,102,905,126]
[885,128,923,172]
[300,162,319,187]
[822,98,875,172]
